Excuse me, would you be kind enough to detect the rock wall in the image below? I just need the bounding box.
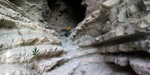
[0,0,150,75]
[69,0,150,75]
[0,0,64,74]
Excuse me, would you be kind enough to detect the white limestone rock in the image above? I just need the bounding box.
[130,58,150,75]
[117,10,127,22]
[0,0,150,74]
[143,0,150,11]
[102,0,120,8]
[0,64,36,75]
[34,58,63,73]
[104,55,129,66]
[1,45,64,63]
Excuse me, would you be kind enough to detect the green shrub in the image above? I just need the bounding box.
[32,47,40,60]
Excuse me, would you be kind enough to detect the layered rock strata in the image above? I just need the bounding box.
[0,0,150,75]
[0,0,64,74]
[69,0,150,75]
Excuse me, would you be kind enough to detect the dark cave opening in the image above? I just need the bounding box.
[8,0,24,6]
[47,0,86,25]
[61,0,86,23]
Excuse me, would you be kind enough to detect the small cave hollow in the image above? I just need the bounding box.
[8,0,23,6]
[46,0,86,35]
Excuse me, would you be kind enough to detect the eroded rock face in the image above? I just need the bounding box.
[0,0,64,75]
[69,0,150,75]
[0,0,149,75]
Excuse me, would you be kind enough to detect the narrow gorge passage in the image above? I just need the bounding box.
[46,0,86,49]
[0,0,150,75]
[46,0,86,37]
[45,0,137,75]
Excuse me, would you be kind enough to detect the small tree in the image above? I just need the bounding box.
[25,47,40,68]
[32,47,40,60]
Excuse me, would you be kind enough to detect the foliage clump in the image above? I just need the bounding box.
[32,47,40,59]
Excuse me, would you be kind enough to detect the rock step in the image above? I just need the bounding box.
[1,45,64,63]
[104,55,150,75]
